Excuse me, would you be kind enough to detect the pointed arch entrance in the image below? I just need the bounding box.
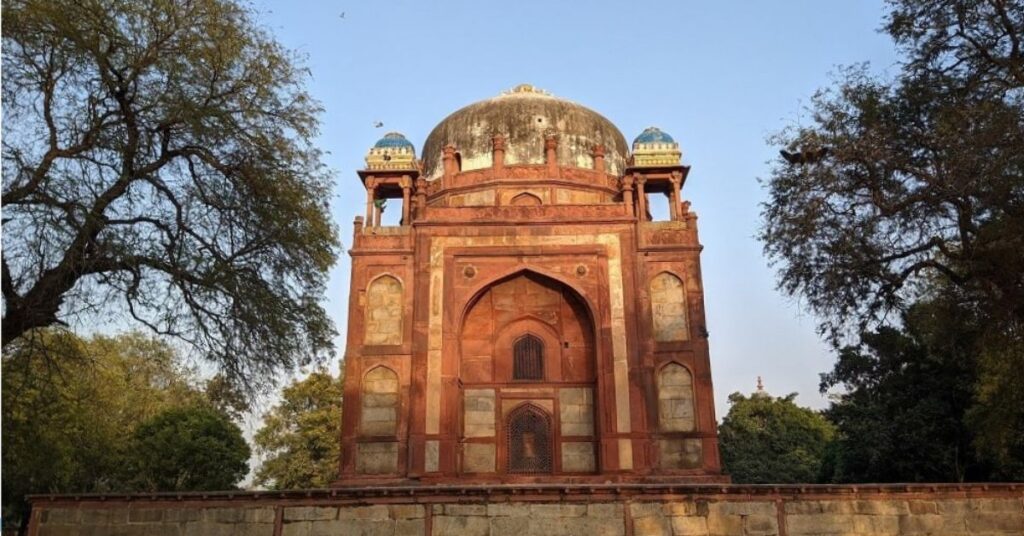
[458,270,598,476]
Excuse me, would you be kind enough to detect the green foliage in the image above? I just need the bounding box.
[1,330,250,529]
[718,391,836,484]
[254,369,343,489]
[760,0,1024,470]
[1,0,338,391]
[204,373,251,422]
[821,295,1024,482]
[129,405,250,492]
[760,0,1023,339]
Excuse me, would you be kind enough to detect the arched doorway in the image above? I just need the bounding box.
[458,271,598,476]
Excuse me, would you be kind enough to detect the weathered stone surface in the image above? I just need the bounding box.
[355,441,398,474]
[464,389,496,438]
[285,506,336,522]
[650,272,688,342]
[395,518,426,535]
[389,504,426,519]
[361,367,399,436]
[364,275,403,345]
[424,440,440,472]
[632,512,671,536]
[444,504,487,516]
[432,514,490,536]
[561,441,596,472]
[337,505,391,520]
[463,443,496,473]
[670,515,709,535]
[28,493,1024,536]
[588,503,623,518]
[559,387,595,437]
[657,363,695,432]
[490,516,532,536]
[658,438,702,469]
[530,503,587,517]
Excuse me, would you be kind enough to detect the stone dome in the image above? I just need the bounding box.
[374,132,415,151]
[421,84,628,180]
[633,127,675,146]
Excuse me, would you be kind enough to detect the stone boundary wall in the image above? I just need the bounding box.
[25,483,1024,535]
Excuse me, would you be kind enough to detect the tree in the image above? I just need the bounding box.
[2,331,197,528]
[759,0,1023,340]
[1,330,251,530]
[820,294,1024,483]
[129,405,250,491]
[203,373,250,422]
[254,369,343,489]
[1,0,338,389]
[718,390,836,484]
[759,0,1024,465]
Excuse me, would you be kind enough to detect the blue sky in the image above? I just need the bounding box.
[257,0,900,417]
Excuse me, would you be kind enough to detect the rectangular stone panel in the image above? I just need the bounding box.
[356,442,398,474]
[463,443,496,473]
[562,441,596,472]
[559,387,594,436]
[464,389,496,438]
[657,438,702,470]
[657,364,695,432]
[425,440,439,472]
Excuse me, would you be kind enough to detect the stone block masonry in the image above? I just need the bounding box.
[25,483,1024,536]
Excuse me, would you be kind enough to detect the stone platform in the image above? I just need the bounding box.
[26,482,1024,535]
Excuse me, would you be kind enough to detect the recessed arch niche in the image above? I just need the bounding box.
[459,271,595,384]
[458,270,599,476]
[364,275,403,345]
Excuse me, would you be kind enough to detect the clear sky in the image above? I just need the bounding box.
[257,0,900,417]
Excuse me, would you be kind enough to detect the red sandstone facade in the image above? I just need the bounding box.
[338,85,724,483]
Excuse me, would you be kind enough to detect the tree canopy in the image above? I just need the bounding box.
[130,405,250,492]
[718,390,836,484]
[254,369,343,489]
[1,330,249,530]
[1,0,338,390]
[759,0,1024,468]
[820,293,1024,483]
[760,0,1023,340]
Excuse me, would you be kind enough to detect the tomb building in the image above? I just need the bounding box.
[340,84,724,482]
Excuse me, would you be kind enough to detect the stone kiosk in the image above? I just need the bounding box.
[26,85,1024,536]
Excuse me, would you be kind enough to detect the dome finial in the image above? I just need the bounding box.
[499,83,553,97]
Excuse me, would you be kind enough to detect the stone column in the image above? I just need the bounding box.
[593,144,606,174]
[442,144,457,182]
[492,134,506,177]
[365,179,376,228]
[414,178,427,219]
[636,174,648,221]
[621,175,635,218]
[670,171,683,221]
[544,134,559,177]
[400,175,412,226]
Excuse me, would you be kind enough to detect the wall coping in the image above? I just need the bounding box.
[28,482,1024,507]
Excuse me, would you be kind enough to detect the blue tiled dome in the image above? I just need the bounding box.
[374,132,415,151]
[633,127,675,145]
